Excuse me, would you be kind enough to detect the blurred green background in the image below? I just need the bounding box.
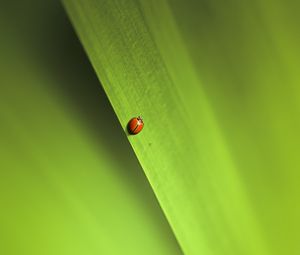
[0,1,181,254]
[170,1,300,253]
[1,0,300,255]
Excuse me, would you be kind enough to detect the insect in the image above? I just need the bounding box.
[127,116,144,135]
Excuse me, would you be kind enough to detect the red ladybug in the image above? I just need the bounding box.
[128,116,144,135]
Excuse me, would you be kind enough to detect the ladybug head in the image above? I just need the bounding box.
[137,116,143,122]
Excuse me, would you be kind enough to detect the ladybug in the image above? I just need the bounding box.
[127,116,144,135]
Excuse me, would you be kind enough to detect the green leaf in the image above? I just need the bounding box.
[64,0,300,254]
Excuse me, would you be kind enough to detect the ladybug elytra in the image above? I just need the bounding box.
[128,116,144,135]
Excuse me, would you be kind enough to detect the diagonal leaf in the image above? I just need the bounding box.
[61,0,294,254]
